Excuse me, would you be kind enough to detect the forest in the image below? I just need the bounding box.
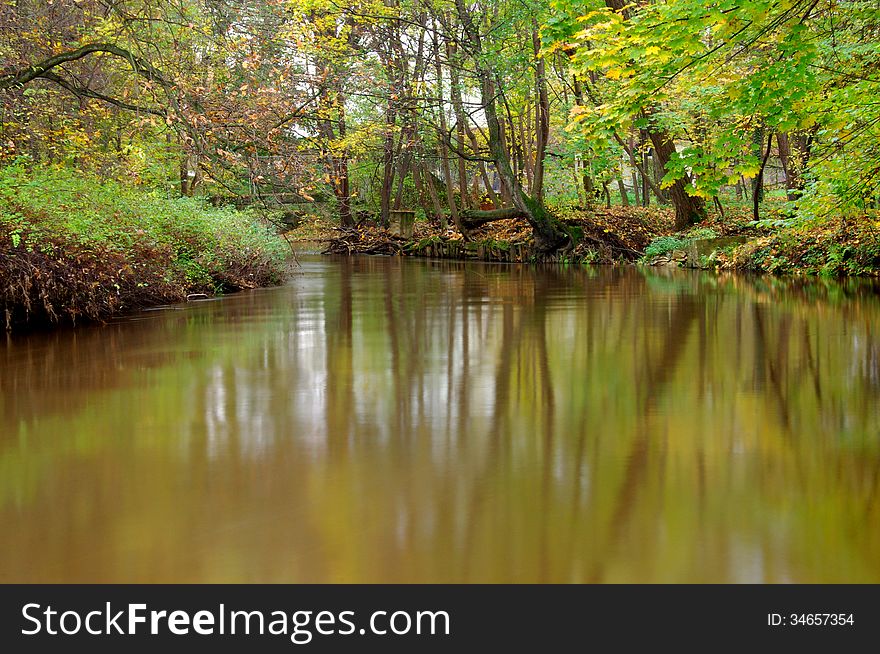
[3,0,880,590]
[2,0,880,327]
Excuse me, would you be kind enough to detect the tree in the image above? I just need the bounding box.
[450,0,569,251]
[545,0,708,230]
[547,0,880,223]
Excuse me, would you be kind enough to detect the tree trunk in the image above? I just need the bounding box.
[647,125,706,230]
[180,157,193,197]
[380,103,396,226]
[776,131,813,202]
[573,159,586,207]
[180,152,199,197]
[754,132,774,221]
[631,170,641,206]
[392,117,415,210]
[317,89,352,227]
[628,134,641,206]
[751,128,766,209]
[336,159,352,228]
[393,147,410,209]
[506,107,522,191]
[531,26,550,203]
[650,148,666,203]
[392,20,428,213]
[332,145,352,227]
[570,8,677,211]
[454,0,568,252]
[521,93,534,191]
[584,173,596,207]
[614,131,665,202]
[463,122,500,208]
[571,75,596,208]
[460,207,525,227]
[420,163,446,229]
[448,40,470,210]
[617,178,630,207]
[313,18,354,227]
[433,27,460,232]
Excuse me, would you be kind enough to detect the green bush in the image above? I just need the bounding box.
[644,235,689,258]
[1,163,290,328]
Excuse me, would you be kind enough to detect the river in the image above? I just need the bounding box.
[1,255,879,582]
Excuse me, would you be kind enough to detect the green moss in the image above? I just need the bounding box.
[477,237,511,252]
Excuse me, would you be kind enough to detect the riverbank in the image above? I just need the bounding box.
[1,166,290,330]
[301,204,880,276]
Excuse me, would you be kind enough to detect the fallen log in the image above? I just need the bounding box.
[459,207,526,229]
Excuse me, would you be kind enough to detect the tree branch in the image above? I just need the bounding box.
[0,43,170,91]
[37,71,167,116]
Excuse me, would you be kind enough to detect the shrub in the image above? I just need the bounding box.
[0,164,290,329]
[644,235,689,258]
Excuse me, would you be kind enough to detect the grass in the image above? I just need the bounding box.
[0,164,291,329]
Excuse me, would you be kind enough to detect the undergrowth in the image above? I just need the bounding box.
[0,164,290,329]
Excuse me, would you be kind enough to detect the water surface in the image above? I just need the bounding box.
[2,256,879,582]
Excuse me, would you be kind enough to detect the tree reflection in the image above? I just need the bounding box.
[0,260,879,582]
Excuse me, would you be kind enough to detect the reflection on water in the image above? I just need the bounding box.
[1,256,879,582]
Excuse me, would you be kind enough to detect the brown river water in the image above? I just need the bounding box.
[1,255,879,582]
